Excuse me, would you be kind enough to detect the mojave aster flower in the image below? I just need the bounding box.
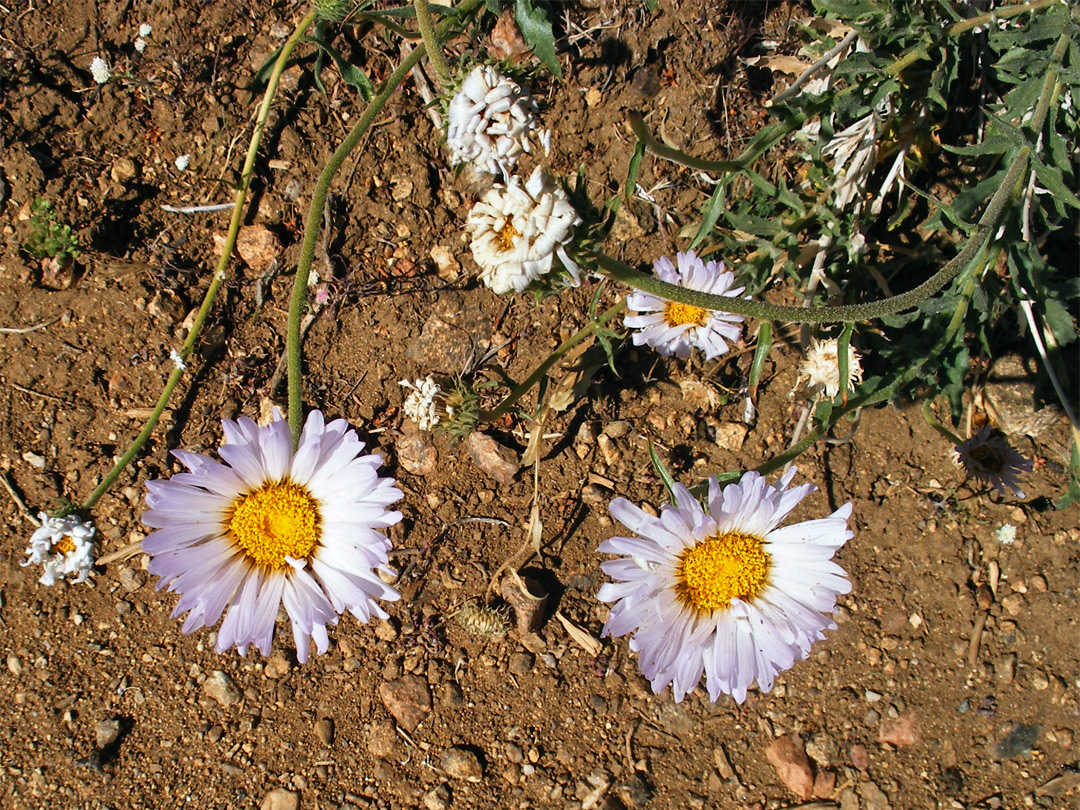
[465,167,581,294]
[23,512,96,586]
[446,65,549,178]
[799,338,864,399]
[598,469,852,703]
[142,410,402,663]
[954,425,1032,498]
[625,250,746,360]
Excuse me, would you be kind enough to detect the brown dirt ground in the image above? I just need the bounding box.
[1,2,1077,809]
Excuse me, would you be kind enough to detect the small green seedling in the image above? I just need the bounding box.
[23,198,80,263]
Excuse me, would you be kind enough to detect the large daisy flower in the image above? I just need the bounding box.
[954,425,1032,498]
[142,410,402,663]
[465,167,581,294]
[23,512,96,586]
[446,65,550,178]
[597,469,853,703]
[625,250,746,360]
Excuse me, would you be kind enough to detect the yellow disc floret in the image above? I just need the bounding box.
[53,535,77,555]
[676,531,771,613]
[228,481,321,569]
[664,301,708,328]
[496,220,519,252]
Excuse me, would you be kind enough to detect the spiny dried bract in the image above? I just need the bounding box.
[446,65,550,178]
[456,600,508,638]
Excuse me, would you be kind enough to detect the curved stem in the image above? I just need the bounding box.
[946,0,1059,37]
[82,10,318,511]
[479,300,626,423]
[415,0,452,89]
[287,0,485,446]
[595,150,1028,324]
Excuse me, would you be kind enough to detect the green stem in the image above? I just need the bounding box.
[287,0,485,447]
[479,300,626,423]
[415,0,452,89]
[946,0,1059,37]
[594,150,1028,324]
[82,11,318,511]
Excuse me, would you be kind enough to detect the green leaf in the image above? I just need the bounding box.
[1031,152,1080,211]
[624,140,645,206]
[1043,299,1078,346]
[1053,440,1080,510]
[515,0,560,77]
[690,178,728,250]
[648,442,678,506]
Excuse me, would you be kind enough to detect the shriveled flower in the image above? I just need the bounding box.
[954,425,1032,498]
[23,513,96,586]
[400,376,443,431]
[142,410,402,663]
[465,167,581,294]
[799,338,863,398]
[446,65,549,178]
[624,250,746,361]
[90,56,111,85]
[598,469,853,703]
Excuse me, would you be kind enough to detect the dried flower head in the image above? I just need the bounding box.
[142,410,402,662]
[446,65,550,178]
[954,425,1033,498]
[624,250,746,360]
[400,376,444,431]
[465,167,581,294]
[598,469,852,703]
[799,338,864,398]
[456,600,508,638]
[23,513,96,586]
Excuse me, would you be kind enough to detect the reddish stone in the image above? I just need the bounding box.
[765,733,814,801]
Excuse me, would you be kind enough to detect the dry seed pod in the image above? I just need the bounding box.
[500,570,548,635]
[456,600,507,639]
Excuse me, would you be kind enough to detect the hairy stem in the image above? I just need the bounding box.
[82,11,318,511]
[288,0,485,446]
[415,0,453,89]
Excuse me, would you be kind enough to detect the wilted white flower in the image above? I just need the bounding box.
[400,376,443,431]
[624,250,746,361]
[996,524,1017,545]
[23,513,96,586]
[90,56,111,85]
[799,338,863,398]
[598,468,853,703]
[134,24,152,53]
[139,23,153,37]
[142,410,402,663]
[446,65,549,178]
[465,167,581,294]
[175,154,191,172]
[954,425,1033,498]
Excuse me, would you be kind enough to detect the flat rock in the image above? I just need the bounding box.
[379,674,431,732]
[260,788,299,810]
[441,746,484,782]
[849,743,871,771]
[95,718,121,749]
[367,720,399,758]
[765,733,814,801]
[396,431,438,475]
[315,717,334,746]
[859,780,892,810]
[203,670,241,708]
[467,432,518,486]
[879,714,918,747]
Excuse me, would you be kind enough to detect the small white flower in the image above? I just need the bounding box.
[139,23,153,38]
[465,167,581,294]
[996,524,1017,545]
[799,338,863,399]
[598,468,853,703]
[90,56,111,85]
[624,250,746,361]
[446,65,549,178]
[135,39,148,54]
[175,154,192,172]
[23,513,96,586]
[400,376,443,431]
[170,349,187,371]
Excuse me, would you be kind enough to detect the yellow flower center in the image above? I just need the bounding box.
[53,535,77,555]
[970,444,1005,472]
[664,301,708,328]
[496,221,519,251]
[228,481,321,569]
[676,531,771,613]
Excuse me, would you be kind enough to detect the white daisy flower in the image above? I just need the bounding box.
[799,338,863,398]
[22,513,96,586]
[400,376,443,431]
[597,469,853,703]
[142,410,402,663]
[446,65,549,178]
[624,250,746,361]
[996,524,1017,545]
[90,56,111,85]
[953,425,1033,498]
[465,167,581,294]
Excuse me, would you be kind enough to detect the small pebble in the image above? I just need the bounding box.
[441,746,484,782]
[7,656,23,677]
[508,651,535,675]
[379,674,431,732]
[95,718,121,748]
[117,567,146,592]
[315,717,334,746]
[260,788,299,810]
[203,670,242,708]
[423,784,452,810]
